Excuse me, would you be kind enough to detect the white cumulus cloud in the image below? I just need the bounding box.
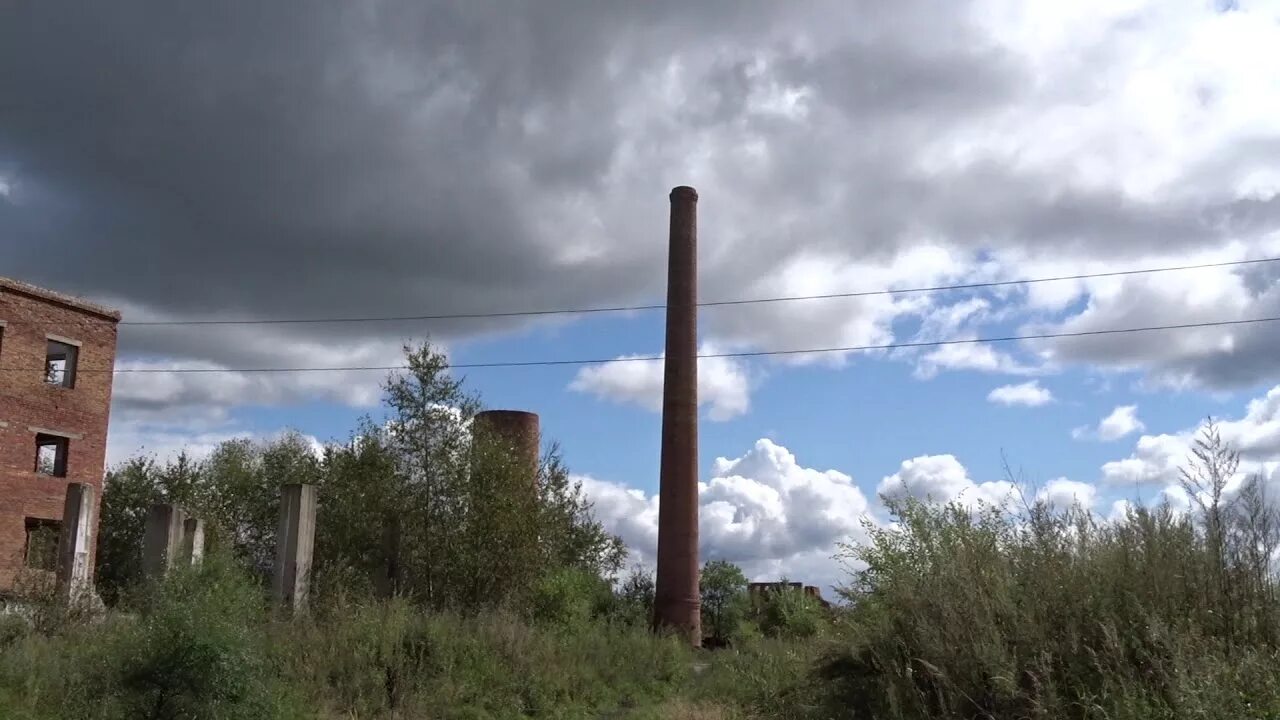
[580,438,873,596]
[1074,405,1146,441]
[1036,478,1097,510]
[987,380,1054,407]
[568,343,751,421]
[1100,386,1280,490]
[877,454,1017,508]
[1098,405,1146,441]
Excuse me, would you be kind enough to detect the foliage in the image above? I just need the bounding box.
[527,567,613,629]
[311,419,402,598]
[751,582,824,641]
[283,597,700,719]
[534,449,628,580]
[699,560,749,647]
[314,341,626,610]
[76,352,1280,718]
[613,567,657,627]
[200,433,321,578]
[96,434,319,599]
[96,456,181,604]
[0,553,298,720]
[812,421,1280,719]
[1,590,818,719]
[97,341,626,615]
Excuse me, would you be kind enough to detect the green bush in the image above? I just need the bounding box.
[0,554,299,720]
[813,493,1280,718]
[0,613,28,649]
[528,567,612,629]
[753,583,824,640]
[612,567,656,628]
[100,557,290,719]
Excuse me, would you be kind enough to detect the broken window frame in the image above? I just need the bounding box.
[35,433,69,477]
[44,336,79,389]
[23,517,61,572]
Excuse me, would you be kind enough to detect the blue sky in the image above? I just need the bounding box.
[5,0,1280,592]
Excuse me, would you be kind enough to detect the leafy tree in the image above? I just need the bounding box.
[96,452,205,604]
[96,341,625,613]
[313,420,403,597]
[535,449,627,579]
[378,342,483,605]
[612,567,655,627]
[312,340,625,609]
[198,432,321,579]
[97,458,163,604]
[700,560,749,646]
[96,436,318,602]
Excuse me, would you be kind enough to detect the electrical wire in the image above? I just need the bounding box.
[4,314,1275,374]
[4,256,1276,327]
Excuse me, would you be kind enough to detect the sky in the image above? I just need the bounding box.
[4,0,1280,594]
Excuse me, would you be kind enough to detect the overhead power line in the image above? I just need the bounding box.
[5,315,1277,374]
[7,256,1278,327]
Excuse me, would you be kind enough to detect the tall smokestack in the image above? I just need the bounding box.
[653,185,701,645]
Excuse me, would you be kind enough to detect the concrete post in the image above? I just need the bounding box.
[474,409,541,486]
[272,483,317,611]
[142,503,186,580]
[55,482,96,600]
[653,186,702,646]
[181,517,205,566]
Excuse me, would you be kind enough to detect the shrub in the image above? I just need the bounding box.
[612,567,656,628]
[71,554,294,720]
[753,582,824,640]
[812,430,1280,720]
[528,567,612,629]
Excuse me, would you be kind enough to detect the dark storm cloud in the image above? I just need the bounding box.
[2,0,1278,405]
[0,1,1009,355]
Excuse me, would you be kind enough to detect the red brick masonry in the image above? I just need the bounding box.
[0,277,119,593]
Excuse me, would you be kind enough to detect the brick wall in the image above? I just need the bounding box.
[0,279,118,592]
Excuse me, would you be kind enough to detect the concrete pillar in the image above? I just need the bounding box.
[272,483,317,611]
[55,482,96,600]
[474,409,541,485]
[653,186,702,646]
[142,503,186,580]
[181,517,205,566]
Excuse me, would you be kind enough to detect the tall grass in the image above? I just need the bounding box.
[0,563,812,719]
[817,451,1280,720]
[9,426,1280,719]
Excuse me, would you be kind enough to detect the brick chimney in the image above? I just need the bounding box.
[652,186,701,645]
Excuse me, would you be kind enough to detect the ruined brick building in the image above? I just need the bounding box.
[0,277,119,593]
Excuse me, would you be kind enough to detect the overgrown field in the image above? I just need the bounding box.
[9,469,1280,720]
[5,343,1280,718]
[0,558,817,720]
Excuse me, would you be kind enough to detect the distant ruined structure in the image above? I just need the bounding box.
[653,187,702,645]
[748,581,832,609]
[0,277,120,596]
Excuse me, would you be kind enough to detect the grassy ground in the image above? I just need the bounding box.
[0,570,818,720]
[9,442,1280,719]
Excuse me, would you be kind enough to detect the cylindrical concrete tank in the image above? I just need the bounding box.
[474,409,541,484]
[653,186,702,646]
